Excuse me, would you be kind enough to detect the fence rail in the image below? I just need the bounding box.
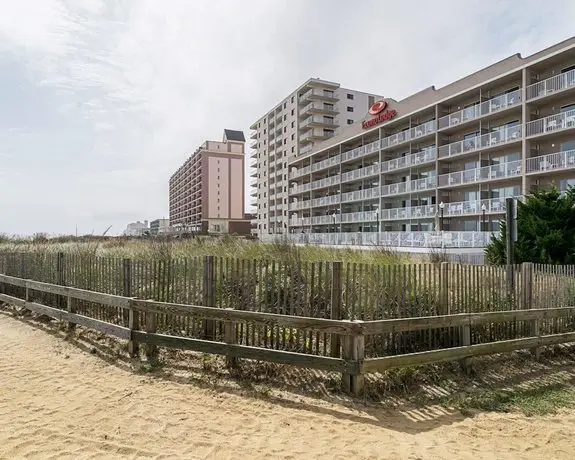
[2,256,575,395]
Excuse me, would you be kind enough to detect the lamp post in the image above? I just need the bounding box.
[374,208,380,246]
[481,203,487,232]
[439,201,445,231]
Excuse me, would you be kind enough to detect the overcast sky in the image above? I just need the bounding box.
[1,0,574,236]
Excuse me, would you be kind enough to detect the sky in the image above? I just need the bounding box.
[0,0,574,236]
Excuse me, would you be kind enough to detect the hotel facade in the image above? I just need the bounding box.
[169,130,251,235]
[249,79,382,237]
[279,37,575,250]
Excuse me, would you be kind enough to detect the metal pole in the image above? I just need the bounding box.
[505,197,515,295]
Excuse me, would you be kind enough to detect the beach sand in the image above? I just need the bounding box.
[1,312,574,460]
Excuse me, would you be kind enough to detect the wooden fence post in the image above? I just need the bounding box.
[203,255,216,340]
[145,309,158,360]
[56,252,65,310]
[330,261,343,358]
[123,259,139,357]
[67,293,76,331]
[522,262,539,360]
[439,262,449,315]
[460,323,472,375]
[224,308,237,368]
[341,320,365,395]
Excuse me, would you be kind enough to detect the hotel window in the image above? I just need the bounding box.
[291,109,294,116]
[560,140,575,152]
[347,119,353,125]
[347,93,354,100]
[560,103,575,113]
[560,178,575,191]
[291,96,294,103]
[347,106,354,112]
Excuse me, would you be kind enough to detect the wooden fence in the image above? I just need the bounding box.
[1,262,575,394]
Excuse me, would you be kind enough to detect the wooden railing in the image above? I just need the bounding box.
[2,271,575,395]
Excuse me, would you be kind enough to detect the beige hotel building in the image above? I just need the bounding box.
[170,130,251,235]
[280,37,575,249]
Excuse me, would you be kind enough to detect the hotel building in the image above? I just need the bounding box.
[249,79,382,238]
[286,37,575,249]
[169,130,251,235]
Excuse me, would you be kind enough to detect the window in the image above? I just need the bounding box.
[291,121,295,128]
[291,96,294,103]
[284,127,286,133]
[291,109,294,116]
[291,146,295,153]
[283,115,287,121]
[347,106,354,112]
[347,93,354,100]
[284,139,286,145]
[560,140,575,152]
[347,119,353,125]
[291,134,294,140]
[561,103,575,113]
[560,178,575,191]
[283,102,286,109]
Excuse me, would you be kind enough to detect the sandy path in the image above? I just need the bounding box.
[1,313,574,460]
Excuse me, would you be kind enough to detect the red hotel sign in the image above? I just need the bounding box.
[362,100,397,129]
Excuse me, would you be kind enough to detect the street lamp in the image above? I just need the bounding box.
[439,201,445,231]
[481,203,487,231]
[331,211,337,235]
[374,208,380,233]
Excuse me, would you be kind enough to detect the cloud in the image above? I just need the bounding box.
[0,0,574,235]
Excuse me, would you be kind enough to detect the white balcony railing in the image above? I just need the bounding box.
[287,231,491,248]
[438,160,522,187]
[380,204,436,221]
[441,196,515,217]
[300,116,337,128]
[382,147,436,173]
[299,144,313,155]
[341,164,380,183]
[291,175,340,194]
[526,69,575,101]
[525,109,575,137]
[380,176,437,197]
[299,102,340,116]
[438,89,522,130]
[526,149,575,173]
[438,125,522,159]
[300,88,339,102]
[341,187,380,204]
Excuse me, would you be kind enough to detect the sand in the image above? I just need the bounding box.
[1,313,575,460]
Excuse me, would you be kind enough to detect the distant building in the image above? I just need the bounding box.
[150,218,170,235]
[169,129,251,235]
[244,212,257,236]
[123,220,149,237]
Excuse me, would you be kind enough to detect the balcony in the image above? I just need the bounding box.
[380,176,437,198]
[381,119,436,149]
[299,88,339,103]
[250,131,258,140]
[525,109,575,137]
[438,125,522,159]
[438,160,522,187]
[526,149,575,174]
[300,116,339,129]
[287,231,491,248]
[438,89,522,130]
[442,196,513,217]
[382,147,436,174]
[300,130,335,143]
[250,139,258,149]
[380,204,436,221]
[291,175,340,194]
[299,144,313,155]
[299,102,339,117]
[526,69,575,101]
[341,187,380,204]
[341,164,380,183]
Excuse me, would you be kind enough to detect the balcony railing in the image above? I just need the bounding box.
[300,116,338,128]
[526,149,575,174]
[438,125,522,158]
[341,187,380,203]
[291,175,340,194]
[300,88,339,102]
[299,144,313,155]
[299,102,339,116]
[438,89,522,130]
[442,196,514,217]
[380,204,436,221]
[341,164,380,183]
[526,69,575,101]
[438,160,522,187]
[525,109,575,137]
[380,176,437,197]
[287,231,491,248]
[381,147,436,173]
